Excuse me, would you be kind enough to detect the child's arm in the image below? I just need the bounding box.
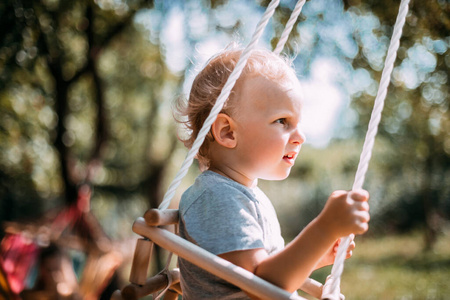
[315,234,355,270]
[219,189,370,294]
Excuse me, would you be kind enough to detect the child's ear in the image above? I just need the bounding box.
[211,113,237,148]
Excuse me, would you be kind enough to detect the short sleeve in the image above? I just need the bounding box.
[180,185,265,255]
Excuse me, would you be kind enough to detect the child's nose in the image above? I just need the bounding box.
[290,127,306,145]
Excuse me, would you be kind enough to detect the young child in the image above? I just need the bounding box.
[175,46,370,299]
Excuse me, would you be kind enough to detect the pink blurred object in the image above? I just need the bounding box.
[1,233,39,294]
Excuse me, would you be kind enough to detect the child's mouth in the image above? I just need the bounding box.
[283,153,296,164]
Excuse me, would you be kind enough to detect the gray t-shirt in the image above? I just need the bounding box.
[178,171,285,299]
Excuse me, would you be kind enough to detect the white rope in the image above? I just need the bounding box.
[273,0,306,55]
[322,0,410,298]
[158,0,282,210]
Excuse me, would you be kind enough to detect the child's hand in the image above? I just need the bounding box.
[315,234,355,269]
[316,189,370,240]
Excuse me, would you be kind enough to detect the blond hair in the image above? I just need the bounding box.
[175,46,297,169]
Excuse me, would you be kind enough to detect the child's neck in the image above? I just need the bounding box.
[208,164,258,188]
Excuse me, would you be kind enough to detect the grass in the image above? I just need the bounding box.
[299,229,450,300]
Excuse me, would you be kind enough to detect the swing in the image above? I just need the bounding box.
[111,0,410,299]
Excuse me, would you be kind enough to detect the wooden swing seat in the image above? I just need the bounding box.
[111,209,342,300]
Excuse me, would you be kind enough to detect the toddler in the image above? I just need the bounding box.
[175,47,370,299]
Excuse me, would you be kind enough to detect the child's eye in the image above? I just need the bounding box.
[274,118,287,125]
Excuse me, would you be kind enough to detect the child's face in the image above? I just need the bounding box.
[232,75,305,184]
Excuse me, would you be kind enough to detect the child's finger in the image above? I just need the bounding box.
[349,189,369,202]
[330,190,348,199]
[356,210,371,223]
[354,201,370,211]
[345,239,355,259]
[347,240,356,251]
[333,239,341,253]
[354,219,370,234]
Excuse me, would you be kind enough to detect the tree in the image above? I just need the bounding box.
[0,0,182,292]
[0,0,182,223]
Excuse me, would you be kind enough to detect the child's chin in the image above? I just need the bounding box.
[263,172,291,181]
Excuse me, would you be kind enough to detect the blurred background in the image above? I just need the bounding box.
[0,0,448,299]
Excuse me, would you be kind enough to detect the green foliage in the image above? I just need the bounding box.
[0,0,182,224]
[300,230,450,299]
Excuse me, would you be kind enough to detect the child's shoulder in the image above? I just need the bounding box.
[193,170,250,194]
[179,170,256,215]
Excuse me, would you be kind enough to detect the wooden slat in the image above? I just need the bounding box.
[301,278,323,299]
[122,269,180,299]
[144,209,179,226]
[163,289,180,300]
[129,238,153,285]
[169,282,182,295]
[133,217,306,300]
[110,290,124,300]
